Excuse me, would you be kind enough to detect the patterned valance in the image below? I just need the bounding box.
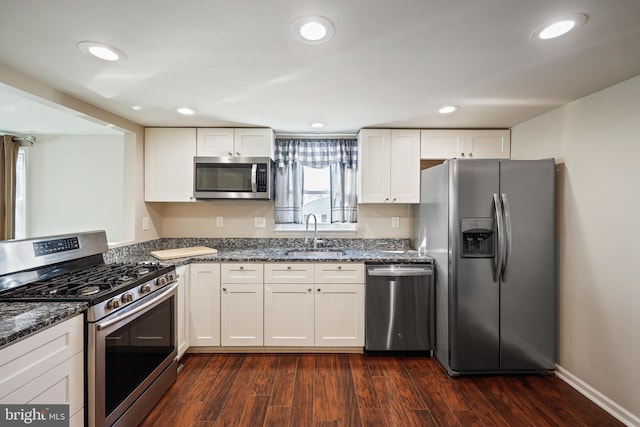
[274,138,358,169]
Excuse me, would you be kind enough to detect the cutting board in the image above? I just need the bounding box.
[150,246,217,260]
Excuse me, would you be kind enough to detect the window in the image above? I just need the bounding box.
[302,166,330,224]
[14,147,27,239]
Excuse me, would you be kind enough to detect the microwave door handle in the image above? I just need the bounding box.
[251,164,258,192]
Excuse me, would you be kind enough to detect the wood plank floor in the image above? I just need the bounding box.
[140,353,623,427]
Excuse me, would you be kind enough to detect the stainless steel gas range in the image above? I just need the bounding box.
[0,231,178,427]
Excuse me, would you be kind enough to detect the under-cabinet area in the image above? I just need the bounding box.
[181,262,365,353]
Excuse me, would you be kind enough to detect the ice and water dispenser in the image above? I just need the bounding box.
[460,218,494,258]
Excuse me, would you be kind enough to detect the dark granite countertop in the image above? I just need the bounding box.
[0,302,88,349]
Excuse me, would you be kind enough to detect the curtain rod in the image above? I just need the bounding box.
[275,133,357,139]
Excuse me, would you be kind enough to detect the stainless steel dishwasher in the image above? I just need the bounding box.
[365,264,434,351]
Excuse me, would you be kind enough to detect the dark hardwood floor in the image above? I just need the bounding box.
[140,353,622,427]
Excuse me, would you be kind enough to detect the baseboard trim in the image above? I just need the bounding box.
[556,365,640,427]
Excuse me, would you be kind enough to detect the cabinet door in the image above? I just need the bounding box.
[264,283,315,346]
[358,129,391,203]
[144,128,196,201]
[466,130,511,159]
[420,129,465,159]
[176,265,190,359]
[196,128,234,156]
[390,129,420,203]
[315,283,364,347]
[221,283,264,346]
[189,263,220,347]
[234,128,274,158]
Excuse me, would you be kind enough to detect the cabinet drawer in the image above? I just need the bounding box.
[264,263,314,283]
[315,263,364,283]
[221,263,263,283]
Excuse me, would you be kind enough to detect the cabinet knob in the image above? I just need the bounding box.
[227,151,233,156]
[239,266,244,270]
[385,198,389,202]
[461,152,465,157]
[392,198,396,202]
[222,287,227,292]
[337,266,342,270]
[287,266,291,270]
[236,151,241,156]
[468,153,473,157]
[308,288,312,292]
[317,288,321,292]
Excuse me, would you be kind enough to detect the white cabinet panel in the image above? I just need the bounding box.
[196,128,274,158]
[421,129,510,159]
[144,127,196,201]
[189,263,220,347]
[176,265,190,359]
[264,283,315,346]
[358,129,420,203]
[221,263,263,284]
[264,263,314,283]
[196,128,234,156]
[221,283,263,346]
[315,263,364,283]
[0,315,84,420]
[315,284,364,347]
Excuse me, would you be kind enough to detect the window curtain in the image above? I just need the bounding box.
[274,138,358,224]
[1,135,20,240]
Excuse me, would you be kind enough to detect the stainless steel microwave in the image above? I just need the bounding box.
[193,156,274,200]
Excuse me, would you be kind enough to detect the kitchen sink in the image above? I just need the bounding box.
[285,249,344,257]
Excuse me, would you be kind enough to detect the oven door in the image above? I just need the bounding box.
[88,283,178,427]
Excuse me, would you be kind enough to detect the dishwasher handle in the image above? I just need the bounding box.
[367,265,432,277]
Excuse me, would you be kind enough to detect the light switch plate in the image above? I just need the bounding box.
[142,217,150,231]
[216,216,224,227]
[391,217,400,228]
[254,217,266,228]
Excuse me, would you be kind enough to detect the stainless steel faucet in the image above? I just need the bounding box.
[304,214,319,248]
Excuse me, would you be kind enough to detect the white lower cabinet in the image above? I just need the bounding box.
[189,263,220,347]
[264,263,315,346]
[221,263,264,346]
[176,265,190,359]
[264,263,364,347]
[0,315,84,426]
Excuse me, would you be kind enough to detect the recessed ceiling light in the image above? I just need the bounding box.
[78,41,127,62]
[439,105,458,114]
[292,16,335,45]
[310,122,325,128]
[176,107,195,115]
[530,13,588,40]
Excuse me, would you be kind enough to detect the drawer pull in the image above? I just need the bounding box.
[287,266,291,270]
[337,266,342,270]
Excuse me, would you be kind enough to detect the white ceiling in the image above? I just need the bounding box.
[1,0,640,134]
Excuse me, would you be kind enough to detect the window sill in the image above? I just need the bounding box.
[274,223,357,234]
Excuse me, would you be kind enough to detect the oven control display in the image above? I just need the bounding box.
[33,237,80,256]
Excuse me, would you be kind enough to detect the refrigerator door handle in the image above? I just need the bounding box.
[492,194,505,283]
[501,193,513,282]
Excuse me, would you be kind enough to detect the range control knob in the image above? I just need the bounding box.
[140,283,152,294]
[166,273,175,282]
[107,298,122,309]
[121,292,134,303]
[157,276,167,286]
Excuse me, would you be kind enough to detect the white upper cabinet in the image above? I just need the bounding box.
[196,128,274,158]
[420,129,510,159]
[358,129,420,204]
[144,128,197,202]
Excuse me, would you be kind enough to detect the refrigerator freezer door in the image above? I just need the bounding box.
[499,159,556,370]
[449,159,501,371]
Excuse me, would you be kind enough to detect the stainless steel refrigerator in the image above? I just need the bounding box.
[414,158,556,375]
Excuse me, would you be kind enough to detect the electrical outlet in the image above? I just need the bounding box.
[216,216,224,227]
[254,217,266,228]
[142,217,150,231]
[391,217,400,228]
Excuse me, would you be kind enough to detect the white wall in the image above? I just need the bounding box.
[512,74,640,424]
[158,201,413,238]
[26,135,126,242]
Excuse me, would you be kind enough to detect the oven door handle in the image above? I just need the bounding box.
[96,282,178,331]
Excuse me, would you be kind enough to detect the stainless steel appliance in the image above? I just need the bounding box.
[0,231,178,427]
[365,263,434,352]
[194,156,274,200]
[414,158,556,375]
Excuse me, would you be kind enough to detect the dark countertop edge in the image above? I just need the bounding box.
[0,302,88,349]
